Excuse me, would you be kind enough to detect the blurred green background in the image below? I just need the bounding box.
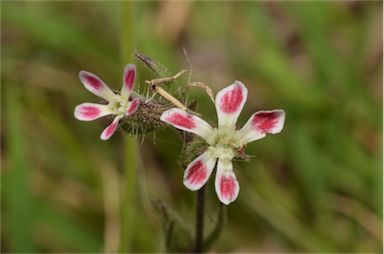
[1,1,382,253]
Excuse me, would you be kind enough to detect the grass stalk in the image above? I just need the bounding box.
[5,84,37,252]
[119,1,138,252]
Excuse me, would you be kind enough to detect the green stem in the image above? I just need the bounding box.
[202,203,226,252]
[194,186,206,253]
[6,84,37,252]
[119,1,137,252]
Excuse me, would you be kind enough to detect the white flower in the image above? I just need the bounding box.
[160,81,285,204]
[74,64,140,140]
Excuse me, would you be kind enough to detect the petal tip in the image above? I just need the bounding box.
[74,104,81,119]
[215,80,248,122]
[78,70,86,76]
[219,197,231,205]
[100,118,120,140]
[183,151,216,192]
[100,135,109,141]
[79,70,92,81]
[124,63,136,71]
[125,98,140,116]
[100,130,112,141]
[79,71,107,92]
[74,105,86,121]
[160,108,178,122]
[251,109,286,134]
[74,103,102,121]
[215,170,239,205]
[183,179,202,191]
[123,64,136,91]
[271,109,285,134]
[160,108,196,129]
[234,80,247,90]
[183,159,208,191]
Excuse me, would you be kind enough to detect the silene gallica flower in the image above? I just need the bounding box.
[74,64,140,140]
[160,81,285,204]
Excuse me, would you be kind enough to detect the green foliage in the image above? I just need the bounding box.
[4,83,38,252]
[1,1,382,253]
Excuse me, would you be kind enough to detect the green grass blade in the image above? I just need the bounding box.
[3,84,38,252]
[119,1,138,252]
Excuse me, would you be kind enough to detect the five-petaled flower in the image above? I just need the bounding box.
[74,64,140,140]
[160,81,285,205]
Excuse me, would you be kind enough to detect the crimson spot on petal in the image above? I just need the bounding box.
[252,112,279,133]
[186,160,207,185]
[80,106,100,119]
[105,122,118,137]
[127,99,139,115]
[166,113,196,129]
[85,75,103,90]
[220,175,236,200]
[220,85,243,113]
[124,69,135,90]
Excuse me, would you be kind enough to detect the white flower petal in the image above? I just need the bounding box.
[215,81,247,128]
[160,108,213,140]
[121,64,136,99]
[74,103,112,121]
[125,98,140,116]
[183,150,217,191]
[238,109,285,144]
[79,71,115,101]
[215,159,239,205]
[100,116,122,140]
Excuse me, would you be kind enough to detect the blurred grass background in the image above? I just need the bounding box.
[1,1,382,252]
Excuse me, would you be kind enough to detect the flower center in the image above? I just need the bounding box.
[206,127,240,161]
[110,95,128,115]
[207,127,239,146]
[208,144,234,161]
